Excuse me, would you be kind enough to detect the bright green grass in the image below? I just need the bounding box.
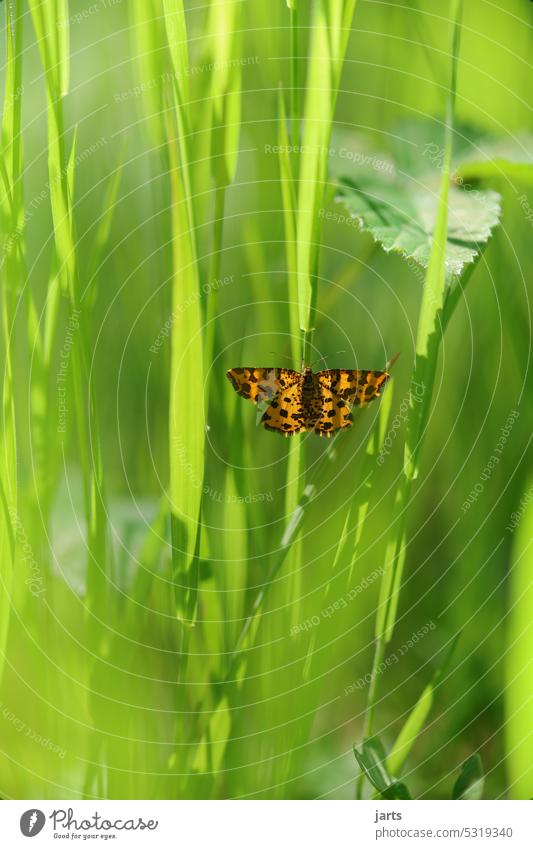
[0,0,531,800]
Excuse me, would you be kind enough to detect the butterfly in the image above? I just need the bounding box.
[226,365,390,437]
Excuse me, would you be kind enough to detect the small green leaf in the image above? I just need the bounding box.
[353,738,412,800]
[382,782,412,800]
[353,738,390,793]
[452,754,484,800]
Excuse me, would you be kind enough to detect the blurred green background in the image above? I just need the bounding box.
[0,0,532,799]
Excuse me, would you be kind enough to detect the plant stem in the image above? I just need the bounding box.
[355,0,463,799]
[290,7,299,151]
[204,184,227,387]
[356,502,407,799]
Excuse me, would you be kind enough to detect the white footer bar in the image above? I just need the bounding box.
[1,800,531,848]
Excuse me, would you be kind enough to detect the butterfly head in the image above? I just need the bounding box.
[302,366,314,385]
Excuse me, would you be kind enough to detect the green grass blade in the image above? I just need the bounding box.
[277,90,300,366]
[382,0,464,644]
[161,0,205,623]
[166,112,204,623]
[0,0,23,685]
[296,2,333,337]
[55,0,70,96]
[358,3,464,796]
[162,0,190,105]
[130,0,166,145]
[331,376,394,585]
[208,0,242,189]
[296,0,358,356]
[504,477,533,799]
[404,0,462,483]
[386,632,461,776]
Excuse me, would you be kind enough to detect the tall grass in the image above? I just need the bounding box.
[356,0,464,797]
[505,476,533,799]
[0,0,22,686]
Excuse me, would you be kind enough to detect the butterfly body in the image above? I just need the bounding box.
[227,365,390,437]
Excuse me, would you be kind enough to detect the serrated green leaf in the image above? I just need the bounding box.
[335,173,500,279]
[452,754,484,800]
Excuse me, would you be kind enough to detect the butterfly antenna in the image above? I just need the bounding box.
[387,351,401,371]
[309,350,346,369]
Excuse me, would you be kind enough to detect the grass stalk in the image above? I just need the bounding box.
[0,0,23,684]
[296,0,357,361]
[162,1,204,626]
[356,0,464,798]
[289,6,300,151]
[204,183,227,374]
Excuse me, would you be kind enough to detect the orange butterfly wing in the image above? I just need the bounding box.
[226,368,305,435]
[314,369,390,437]
[261,380,306,435]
